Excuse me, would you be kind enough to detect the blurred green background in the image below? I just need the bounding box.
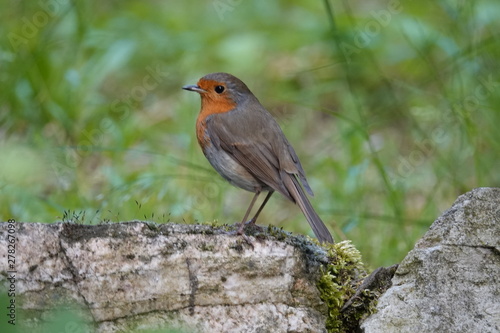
[1,0,499,270]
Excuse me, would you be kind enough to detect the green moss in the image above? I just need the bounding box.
[200,220,220,228]
[199,242,215,251]
[266,225,288,241]
[317,240,367,333]
[145,221,160,231]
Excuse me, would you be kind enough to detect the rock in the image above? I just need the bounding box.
[361,187,500,333]
[0,222,330,333]
[4,188,498,332]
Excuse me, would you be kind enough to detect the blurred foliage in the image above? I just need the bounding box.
[1,0,499,275]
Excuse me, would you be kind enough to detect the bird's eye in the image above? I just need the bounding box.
[215,85,225,94]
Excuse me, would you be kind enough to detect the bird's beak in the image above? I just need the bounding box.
[182,84,206,93]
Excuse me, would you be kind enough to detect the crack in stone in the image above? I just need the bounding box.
[58,224,97,323]
[441,243,500,252]
[186,258,199,316]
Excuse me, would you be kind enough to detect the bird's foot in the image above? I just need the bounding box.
[224,226,255,249]
[222,219,265,250]
[239,218,264,232]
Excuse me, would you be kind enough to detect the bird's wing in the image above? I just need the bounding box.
[206,105,307,201]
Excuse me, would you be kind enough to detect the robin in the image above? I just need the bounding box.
[182,72,334,243]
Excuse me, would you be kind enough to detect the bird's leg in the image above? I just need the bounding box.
[237,191,260,235]
[237,190,275,236]
[247,191,274,225]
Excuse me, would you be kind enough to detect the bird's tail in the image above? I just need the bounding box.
[282,172,334,243]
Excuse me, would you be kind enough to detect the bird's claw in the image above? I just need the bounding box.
[224,227,255,249]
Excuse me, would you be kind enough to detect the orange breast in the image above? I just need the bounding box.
[196,96,236,148]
